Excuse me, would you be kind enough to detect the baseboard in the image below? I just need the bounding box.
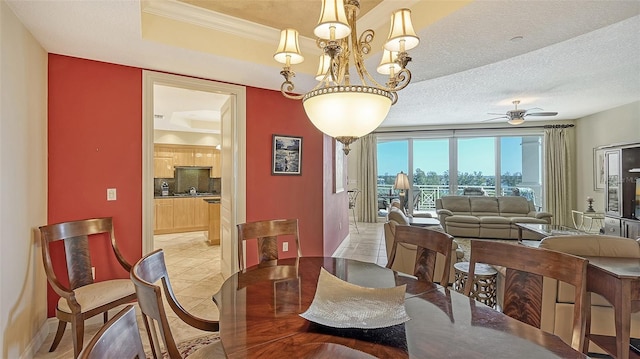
[19,320,51,359]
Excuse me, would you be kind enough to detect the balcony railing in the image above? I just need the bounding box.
[378,184,541,213]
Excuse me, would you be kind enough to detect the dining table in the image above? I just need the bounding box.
[214,256,587,358]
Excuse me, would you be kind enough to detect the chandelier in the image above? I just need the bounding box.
[274,0,419,155]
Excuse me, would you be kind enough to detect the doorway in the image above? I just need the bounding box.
[142,71,246,278]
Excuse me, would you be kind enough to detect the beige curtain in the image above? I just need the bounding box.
[357,134,378,222]
[544,125,575,226]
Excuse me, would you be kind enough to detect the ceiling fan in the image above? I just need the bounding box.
[483,100,558,125]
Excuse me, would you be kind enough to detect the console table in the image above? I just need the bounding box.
[571,210,605,234]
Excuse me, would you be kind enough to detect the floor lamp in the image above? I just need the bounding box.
[394,171,410,211]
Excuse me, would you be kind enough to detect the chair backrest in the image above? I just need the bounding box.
[39,217,131,292]
[347,189,360,209]
[464,240,587,350]
[131,249,220,359]
[386,225,453,284]
[237,219,301,271]
[79,305,145,359]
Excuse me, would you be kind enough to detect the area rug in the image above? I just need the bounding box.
[145,334,221,358]
[454,237,520,261]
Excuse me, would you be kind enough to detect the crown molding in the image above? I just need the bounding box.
[141,0,317,53]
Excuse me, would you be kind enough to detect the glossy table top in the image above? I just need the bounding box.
[215,257,586,359]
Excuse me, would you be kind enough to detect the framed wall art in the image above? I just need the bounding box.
[272,134,302,175]
[334,140,345,193]
[593,147,605,191]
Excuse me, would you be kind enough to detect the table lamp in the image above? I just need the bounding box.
[394,171,410,210]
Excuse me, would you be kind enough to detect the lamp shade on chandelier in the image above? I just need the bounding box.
[274,0,420,154]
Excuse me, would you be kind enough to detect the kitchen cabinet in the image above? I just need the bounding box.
[154,199,174,232]
[208,202,220,245]
[154,196,219,234]
[173,198,196,230]
[154,145,175,178]
[154,144,220,178]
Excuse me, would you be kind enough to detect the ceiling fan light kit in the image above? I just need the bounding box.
[274,0,419,155]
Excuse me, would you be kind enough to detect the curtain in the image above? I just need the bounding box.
[357,134,378,222]
[544,126,575,226]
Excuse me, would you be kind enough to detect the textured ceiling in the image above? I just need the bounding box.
[6,0,640,129]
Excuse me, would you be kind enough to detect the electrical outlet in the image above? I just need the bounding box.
[107,188,117,201]
[283,242,289,252]
[91,267,95,280]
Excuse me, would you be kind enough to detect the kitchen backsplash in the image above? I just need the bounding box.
[154,168,221,195]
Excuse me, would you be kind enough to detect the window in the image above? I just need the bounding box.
[376,133,544,215]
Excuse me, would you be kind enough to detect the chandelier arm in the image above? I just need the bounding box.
[280,81,305,100]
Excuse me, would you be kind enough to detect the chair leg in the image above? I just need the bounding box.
[103,311,108,324]
[71,316,84,359]
[48,320,67,352]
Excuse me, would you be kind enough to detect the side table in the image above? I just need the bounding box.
[453,262,498,308]
[571,210,605,234]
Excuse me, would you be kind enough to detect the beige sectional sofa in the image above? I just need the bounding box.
[436,195,553,239]
[537,235,640,353]
[383,206,464,284]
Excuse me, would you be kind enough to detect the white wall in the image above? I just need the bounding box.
[1,2,49,357]
[575,101,640,213]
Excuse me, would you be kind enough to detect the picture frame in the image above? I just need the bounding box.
[593,147,605,191]
[333,140,345,193]
[272,134,302,175]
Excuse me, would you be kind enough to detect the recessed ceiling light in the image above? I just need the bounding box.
[510,36,524,42]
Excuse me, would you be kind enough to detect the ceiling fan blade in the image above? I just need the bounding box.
[482,116,508,122]
[487,112,506,116]
[525,112,558,117]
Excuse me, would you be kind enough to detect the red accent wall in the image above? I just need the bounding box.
[244,87,324,266]
[322,136,349,255]
[46,54,340,316]
[47,54,142,316]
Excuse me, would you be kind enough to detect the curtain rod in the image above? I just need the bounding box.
[373,124,574,134]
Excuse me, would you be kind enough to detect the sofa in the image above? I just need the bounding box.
[384,205,464,284]
[435,195,553,239]
[536,235,640,353]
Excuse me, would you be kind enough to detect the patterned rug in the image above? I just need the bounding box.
[145,334,221,358]
[454,237,521,261]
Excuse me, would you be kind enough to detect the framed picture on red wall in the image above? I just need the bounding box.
[272,134,302,175]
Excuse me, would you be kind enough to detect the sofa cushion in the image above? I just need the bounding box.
[470,197,500,216]
[509,217,548,224]
[498,197,532,216]
[539,235,640,258]
[479,216,511,226]
[445,215,480,225]
[439,196,471,214]
[387,207,409,226]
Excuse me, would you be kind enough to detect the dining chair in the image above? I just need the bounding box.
[386,225,454,285]
[130,249,224,359]
[464,240,588,351]
[39,217,137,358]
[237,219,301,271]
[78,305,145,359]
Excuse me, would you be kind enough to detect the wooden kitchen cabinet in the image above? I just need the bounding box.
[173,147,194,167]
[154,144,220,178]
[154,145,175,178]
[208,202,220,245]
[195,197,213,227]
[194,147,214,167]
[173,198,195,230]
[154,199,174,232]
[211,149,221,177]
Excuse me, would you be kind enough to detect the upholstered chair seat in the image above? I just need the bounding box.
[56,280,135,314]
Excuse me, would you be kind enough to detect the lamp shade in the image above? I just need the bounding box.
[394,171,410,190]
[274,29,304,65]
[385,9,419,52]
[376,50,401,75]
[315,54,333,81]
[314,0,351,40]
[302,86,392,138]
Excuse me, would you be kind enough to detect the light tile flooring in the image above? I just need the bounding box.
[33,221,387,358]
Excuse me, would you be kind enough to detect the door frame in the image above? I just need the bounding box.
[142,70,246,277]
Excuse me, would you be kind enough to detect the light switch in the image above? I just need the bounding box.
[107,188,117,201]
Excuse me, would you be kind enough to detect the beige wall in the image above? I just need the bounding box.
[574,101,640,213]
[1,2,49,358]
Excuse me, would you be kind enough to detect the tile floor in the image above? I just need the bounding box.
[33,221,387,358]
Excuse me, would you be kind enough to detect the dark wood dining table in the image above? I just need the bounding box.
[214,257,587,358]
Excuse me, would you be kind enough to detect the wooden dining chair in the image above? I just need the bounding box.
[464,240,588,351]
[386,225,454,285]
[237,219,301,271]
[78,305,145,359]
[131,249,224,359]
[39,217,137,358]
